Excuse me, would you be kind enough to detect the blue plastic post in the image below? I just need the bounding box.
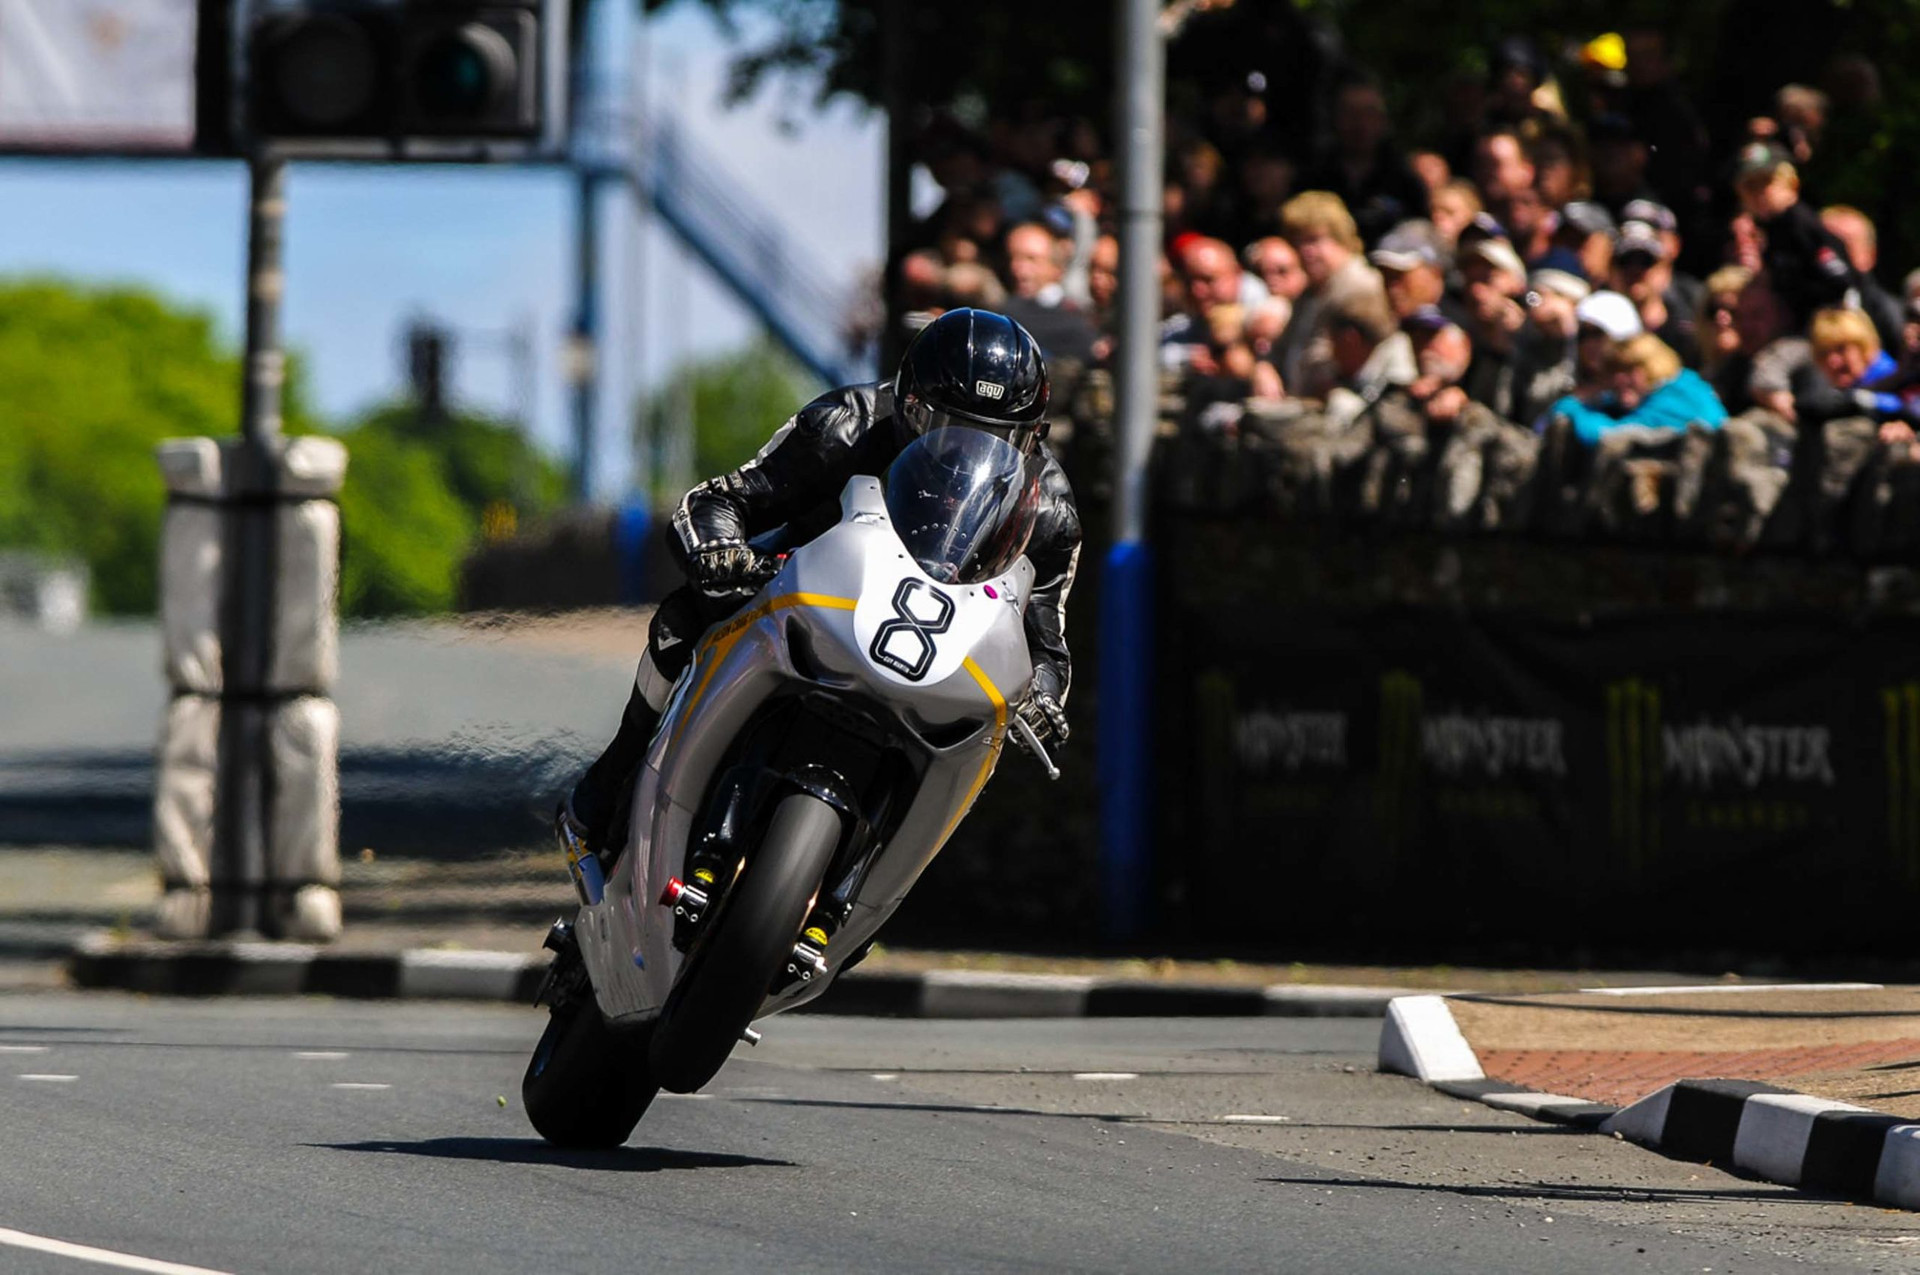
[1098,538,1153,942]
[614,501,651,605]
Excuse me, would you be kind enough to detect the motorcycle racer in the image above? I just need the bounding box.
[558,307,1082,866]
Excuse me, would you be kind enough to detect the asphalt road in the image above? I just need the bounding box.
[2,996,1914,1274]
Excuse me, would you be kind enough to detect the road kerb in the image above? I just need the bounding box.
[1378,990,1920,1210]
[65,931,1423,1018]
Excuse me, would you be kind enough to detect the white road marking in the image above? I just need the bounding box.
[330,1083,390,1091]
[870,1073,899,1081]
[657,1093,713,1100]
[0,1045,49,1054]
[294,1051,348,1060]
[17,1074,76,1083]
[1220,1114,1291,1124]
[1071,1072,1138,1081]
[0,1224,233,1274]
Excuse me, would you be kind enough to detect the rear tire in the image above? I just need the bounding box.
[649,792,840,1093]
[522,998,658,1148]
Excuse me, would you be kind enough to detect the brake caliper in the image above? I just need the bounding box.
[659,868,715,951]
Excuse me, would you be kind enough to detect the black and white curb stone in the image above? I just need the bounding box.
[68,933,548,1001]
[1377,994,1615,1128]
[1377,992,1920,1208]
[1606,1080,1920,1208]
[66,932,1417,1018]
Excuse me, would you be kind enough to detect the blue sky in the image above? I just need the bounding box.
[0,4,883,500]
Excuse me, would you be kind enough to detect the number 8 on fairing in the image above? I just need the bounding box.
[869,579,955,681]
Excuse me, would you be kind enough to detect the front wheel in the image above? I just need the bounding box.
[648,792,840,1094]
[522,997,657,1147]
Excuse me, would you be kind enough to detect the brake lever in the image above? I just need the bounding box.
[1011,713,1061,781]
[749,551,787,586]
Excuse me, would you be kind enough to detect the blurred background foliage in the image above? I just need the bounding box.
[0,278,569,619]
[328,405,568,618]
[0,279,291,614]
[634,338,820,506]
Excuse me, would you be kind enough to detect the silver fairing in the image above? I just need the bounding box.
[573,475,1036,1024]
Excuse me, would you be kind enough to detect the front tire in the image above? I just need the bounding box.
[522,998,657,1148]
[648,792,840,1093]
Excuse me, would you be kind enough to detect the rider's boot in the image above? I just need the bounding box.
[560,589,720,884]
[559,688,662,875]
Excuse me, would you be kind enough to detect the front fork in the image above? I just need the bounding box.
[657,870,832,993]
[659,766,869,994]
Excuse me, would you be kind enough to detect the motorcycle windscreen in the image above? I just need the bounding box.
[883,427,1041,585]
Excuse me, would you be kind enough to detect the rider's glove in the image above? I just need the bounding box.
[1011,690,1069,752]
[690,543,764,597]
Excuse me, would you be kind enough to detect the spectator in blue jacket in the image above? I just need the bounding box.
[1548,333,1729,444]
[1798,308,1920,444]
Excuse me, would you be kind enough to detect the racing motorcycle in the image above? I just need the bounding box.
[522,427,1060,1147]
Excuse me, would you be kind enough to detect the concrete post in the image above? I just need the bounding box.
[152,151,347,941]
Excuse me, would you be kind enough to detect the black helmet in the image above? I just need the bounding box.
[894,308,1050,454]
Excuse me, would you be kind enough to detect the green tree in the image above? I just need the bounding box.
[636,339,822,502]
[0,278,321,614]
[0,277,565,620]
[330,404,568,617]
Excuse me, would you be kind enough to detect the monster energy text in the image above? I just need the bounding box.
[1419,712,1568,779]
[1235,709,1347,773]
[1662,718,1836,789]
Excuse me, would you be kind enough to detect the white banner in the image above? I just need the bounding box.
[0,0,197,149]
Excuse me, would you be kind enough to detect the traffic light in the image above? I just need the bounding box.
[248,2,548,142]
[405,321,451,420]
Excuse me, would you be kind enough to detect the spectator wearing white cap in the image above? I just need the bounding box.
[1511,266,1591,426]
[1546,333,1728,444]
[1565,289,1644,417]
[1609,220,1700,369]
[1458,235,1531,419]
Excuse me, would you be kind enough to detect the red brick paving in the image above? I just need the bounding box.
[1479,1040,1920,1108]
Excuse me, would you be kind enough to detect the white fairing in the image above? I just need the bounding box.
[574,475,1036,1025]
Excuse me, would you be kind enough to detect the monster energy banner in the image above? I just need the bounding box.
[1165,608,1920,958]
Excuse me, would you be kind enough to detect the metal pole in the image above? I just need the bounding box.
[878,0,912,375]
[211,150,288,937]
[1097,0,1164,943]
[241,155,288,449]
[569,168,602,504]
[567,0,601,505]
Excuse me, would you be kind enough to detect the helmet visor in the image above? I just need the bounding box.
[901,395,1046,455]
[884,428,1040,585]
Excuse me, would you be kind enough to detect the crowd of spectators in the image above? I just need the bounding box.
[886,25,1920,541]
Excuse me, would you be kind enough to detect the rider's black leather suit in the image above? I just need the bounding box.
[569,381,1081,847]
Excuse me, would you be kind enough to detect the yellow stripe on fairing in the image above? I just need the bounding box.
[936,656,1008,846]
[671,593,859,747]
